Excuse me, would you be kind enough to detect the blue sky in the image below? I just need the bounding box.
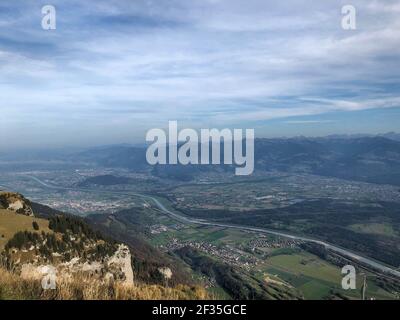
[0,0,399,149]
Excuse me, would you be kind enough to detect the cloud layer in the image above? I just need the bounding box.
[0,0,399,148]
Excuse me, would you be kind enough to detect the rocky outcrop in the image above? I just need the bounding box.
[19,244,134,285]
[107,244,134,284]
[0,192,34,216]
[1,191,134,285]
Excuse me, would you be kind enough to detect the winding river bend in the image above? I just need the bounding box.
[25,175,400,279]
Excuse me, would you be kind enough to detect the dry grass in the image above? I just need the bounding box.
[0,267,210,300]
[0,209,52,250]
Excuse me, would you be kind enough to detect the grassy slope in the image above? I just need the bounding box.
[0,209,52,250]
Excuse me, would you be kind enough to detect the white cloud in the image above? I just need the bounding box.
[0,0,399,148]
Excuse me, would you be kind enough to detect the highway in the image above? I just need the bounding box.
[25,175,400,279]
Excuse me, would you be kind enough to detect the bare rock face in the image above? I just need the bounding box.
[0,192,34,216]
[158,267,173,280]
[20,264,56,282]
[19,244,134,285]
[107,244,134,284]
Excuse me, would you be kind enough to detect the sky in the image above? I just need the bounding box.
[0,0,399,149]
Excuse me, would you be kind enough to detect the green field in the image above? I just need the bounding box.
[348,223,397,237]
[261,252,395,300]
[140,198,399,300]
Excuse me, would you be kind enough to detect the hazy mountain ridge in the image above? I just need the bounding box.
[76,174,136,187]
[67,136,400,185]
[254,136,400,185]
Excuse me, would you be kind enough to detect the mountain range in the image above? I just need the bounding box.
[68,135,400,186]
